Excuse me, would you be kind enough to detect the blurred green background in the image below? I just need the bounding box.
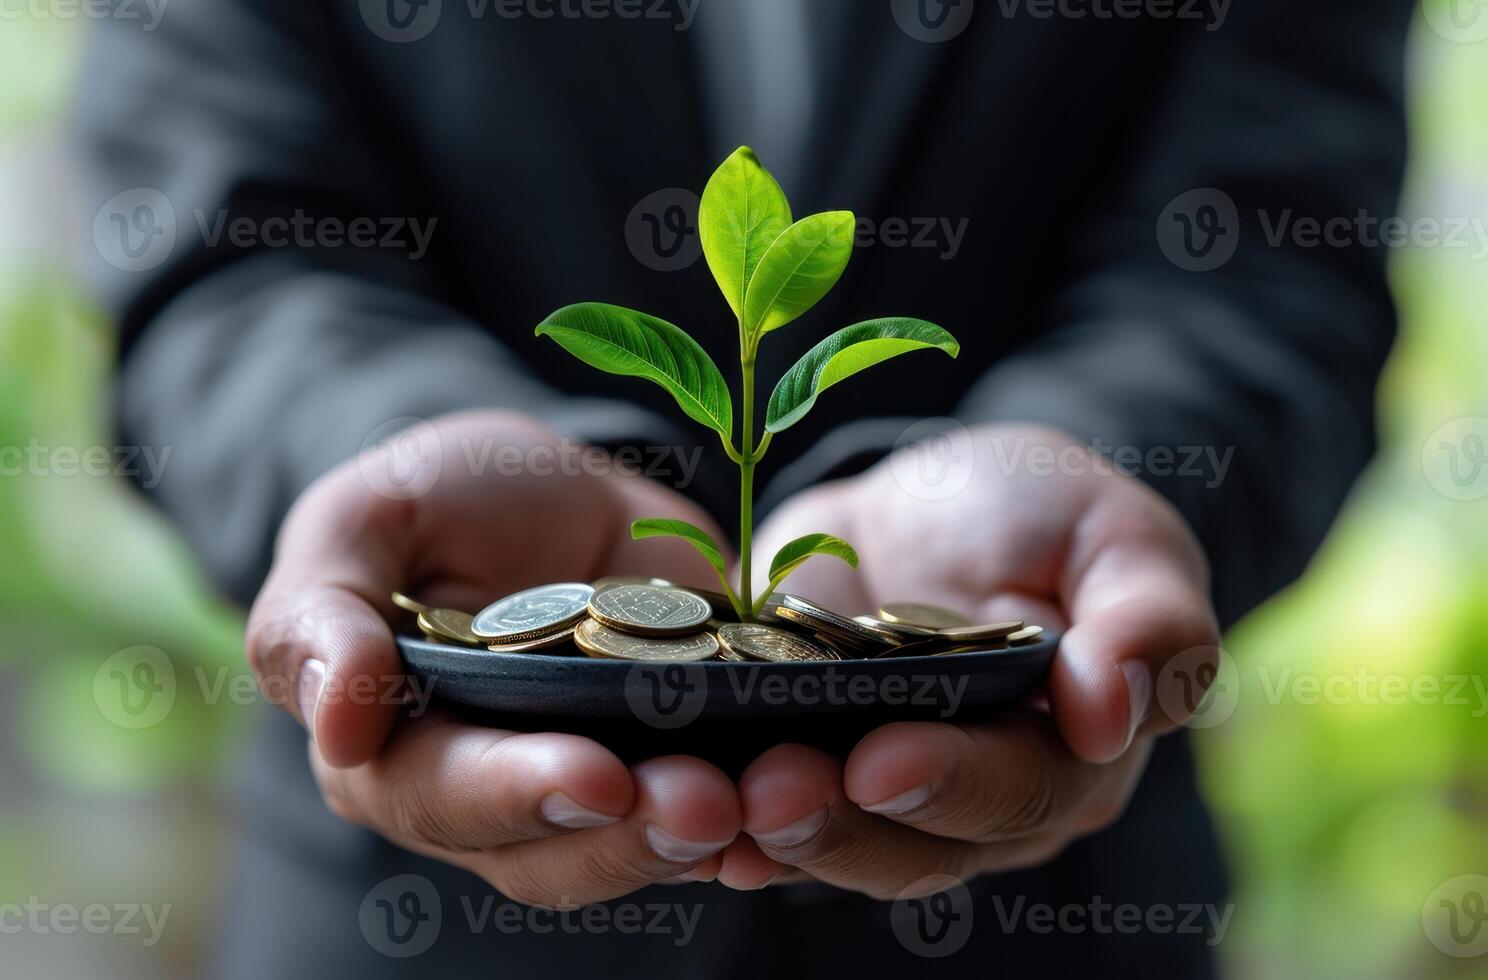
[1,7,1484,978]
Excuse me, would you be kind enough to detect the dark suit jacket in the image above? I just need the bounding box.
[74,0,1411,976]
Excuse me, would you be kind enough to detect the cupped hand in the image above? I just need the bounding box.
[245,410,741,906]
[718,424,1221,897]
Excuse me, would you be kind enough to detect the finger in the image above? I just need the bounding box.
[477,755,740,908]
[310,716,634,852]
[715,836,789,891]
[737,744,976,901]
[1051,484,1220,763]
[843,716,1148,844]
[245,458,417,767]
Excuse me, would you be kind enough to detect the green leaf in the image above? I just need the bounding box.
[535,303,733,438]
[767,533,859,582]
[754,533,860,615]
[699,146,793,322]
[742,211,856,336]
[631,518,746,618]
[765,318,960,433]
[630,518,728,577]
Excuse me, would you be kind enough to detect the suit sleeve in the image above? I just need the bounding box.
[954,0,1412,625]
[74,0,680,604]
[759,0,1411,627]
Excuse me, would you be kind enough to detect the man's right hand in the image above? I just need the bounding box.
[245,411,742,906]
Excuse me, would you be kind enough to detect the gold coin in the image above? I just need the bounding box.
[1007,625,1045,645]
[938,621,1024,644]
[764,594,895,649]
[417,608,482,646]
[813,632,872,660]
[587,584,712,637]
[878,602,975,630]
[684,586,739,620]
[714,644,749,662]
[392,591,435,616]
[854,614,939,642]
[718,623,839,663]
[574,618,719,662]
[488,627,578,653]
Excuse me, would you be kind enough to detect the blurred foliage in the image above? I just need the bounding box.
[0,6,1484,979]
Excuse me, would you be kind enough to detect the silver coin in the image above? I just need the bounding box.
[472,582,595,641]
[587,584,712,637]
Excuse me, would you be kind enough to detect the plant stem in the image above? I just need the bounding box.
[738,345,757,621]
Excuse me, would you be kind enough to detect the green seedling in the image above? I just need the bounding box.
[535,147,959,620]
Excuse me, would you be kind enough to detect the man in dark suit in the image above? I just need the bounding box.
[75,0,1412,975]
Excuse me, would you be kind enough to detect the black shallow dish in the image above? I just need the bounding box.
[399,634,1058,771]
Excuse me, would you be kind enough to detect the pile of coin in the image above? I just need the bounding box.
[393,579,1044,664]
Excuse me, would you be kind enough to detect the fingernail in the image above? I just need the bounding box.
[540,792,621,829]
[658,867,716,885]
[1122,660,1153,750]
[861,784,932,816]
[296,659,327,737]
[750,807,829,848]
[644,825,731,865]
